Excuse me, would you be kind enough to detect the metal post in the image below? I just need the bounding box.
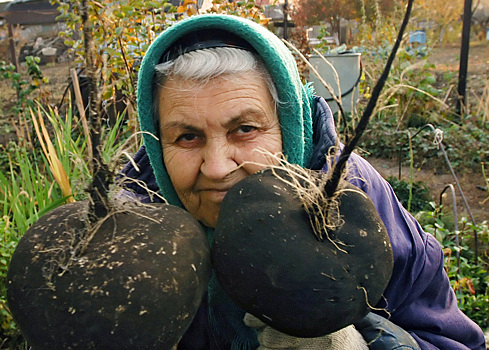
[8,23,19,72]
[283,0,288,40]
[457,0,473,116]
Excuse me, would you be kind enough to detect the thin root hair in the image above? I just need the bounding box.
[244,149,364,251]
[356,286,391,319]
[114,174,168,204]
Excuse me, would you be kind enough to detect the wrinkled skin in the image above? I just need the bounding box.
[158,73,283,228]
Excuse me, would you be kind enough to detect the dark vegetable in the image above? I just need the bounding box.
[7,201,210,349]
[212,168,393,338]
[6,1,216,347]
[212,0,414,336]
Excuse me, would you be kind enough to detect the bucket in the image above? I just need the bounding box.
[409,30,427,44]
[41,47,57,56]
[307,53,361,115]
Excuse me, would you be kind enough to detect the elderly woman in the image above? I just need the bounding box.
[121,14,485,350]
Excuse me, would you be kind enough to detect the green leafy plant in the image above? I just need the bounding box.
[0,144,66,348]
[0,106,88,316]
[386,176,431,213]
[0,57,48,147]
[448,218,489,329]
[360,118,489,174]
[56,0,174,103]
[0,57,48,116]
[206,0,263,20]
[0,86,145,343]
[419,205,489,329]
[54,0,177,150]
[31,104,90,198]
[0,105,86,346]
[481,162,489,206]
[1,219,26,349]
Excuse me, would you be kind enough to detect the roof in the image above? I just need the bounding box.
[0,0,60,25]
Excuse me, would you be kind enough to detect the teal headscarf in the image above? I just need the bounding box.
[136,14,315,349]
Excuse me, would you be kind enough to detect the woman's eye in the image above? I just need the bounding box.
[236,125,256,134]
[177,133,198,142]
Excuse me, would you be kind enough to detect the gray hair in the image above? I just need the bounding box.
[152,47,279,124]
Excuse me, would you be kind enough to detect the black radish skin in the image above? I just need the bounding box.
[7,201,210,349]
[212,168,394,338]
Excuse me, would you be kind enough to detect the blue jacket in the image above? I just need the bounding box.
[120,96,485,350]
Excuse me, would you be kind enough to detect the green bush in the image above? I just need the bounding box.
[0,143,65,348]
[360,118,489,174]
[356,39,489,175]
[0,57,48,117]
[419,207,489,329]
[386,176,432,213]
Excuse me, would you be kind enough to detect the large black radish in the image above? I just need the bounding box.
[212,167,392,337]
[6,1,210,348]
[7,201,210,349]
[211,0,414,338]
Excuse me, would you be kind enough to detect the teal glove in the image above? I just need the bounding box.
[354,313,420,350]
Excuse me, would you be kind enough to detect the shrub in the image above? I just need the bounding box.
[419,207,489,329]
[386,176,432,213]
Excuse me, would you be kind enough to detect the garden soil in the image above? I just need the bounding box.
[0,42,487,223]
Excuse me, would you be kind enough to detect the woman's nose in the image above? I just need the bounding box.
[200,142,237,181]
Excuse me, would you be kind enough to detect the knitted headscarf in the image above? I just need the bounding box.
[136,14,315,349]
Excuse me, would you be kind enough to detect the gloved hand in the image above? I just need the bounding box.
[354,313,421,350]
[243,313,368,350]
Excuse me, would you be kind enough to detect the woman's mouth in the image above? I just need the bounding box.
[203,189,229,203]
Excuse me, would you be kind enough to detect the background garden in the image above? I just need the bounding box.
[0,0,488,348]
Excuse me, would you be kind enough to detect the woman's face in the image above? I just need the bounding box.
[158,73,282,227]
